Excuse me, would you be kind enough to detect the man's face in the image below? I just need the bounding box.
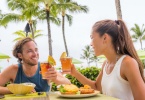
[18,41,39,66]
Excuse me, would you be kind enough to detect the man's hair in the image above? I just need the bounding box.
[12,37,37,63]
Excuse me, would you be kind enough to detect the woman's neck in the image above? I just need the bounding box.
[104,50,120,65]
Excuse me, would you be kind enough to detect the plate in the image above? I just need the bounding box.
[57,91,100,98]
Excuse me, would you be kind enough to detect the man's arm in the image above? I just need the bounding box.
[0,65,17,94]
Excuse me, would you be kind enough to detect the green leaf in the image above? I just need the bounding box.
[59,85,66,93]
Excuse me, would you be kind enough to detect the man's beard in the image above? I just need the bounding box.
[22,57,38,66]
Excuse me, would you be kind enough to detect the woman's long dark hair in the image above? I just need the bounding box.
[92,19,145,82]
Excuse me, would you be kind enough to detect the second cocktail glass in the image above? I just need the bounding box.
[60,57,72,74]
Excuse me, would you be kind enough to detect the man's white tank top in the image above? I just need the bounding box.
[101,55,134,100]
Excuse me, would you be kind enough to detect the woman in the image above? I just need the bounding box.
[70,19,145,100]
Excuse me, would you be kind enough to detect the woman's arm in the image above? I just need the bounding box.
[51,72,71,85]
[71,62,106,91]
[122,56,145,100]
[71,64,96,89]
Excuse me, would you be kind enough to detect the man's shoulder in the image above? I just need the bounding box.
[7,64,19,71]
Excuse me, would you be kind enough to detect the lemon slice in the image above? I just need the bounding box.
[48,56,56,66]
[60,52,67,59]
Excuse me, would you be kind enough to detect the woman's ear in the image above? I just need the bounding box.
[103,33,108,43]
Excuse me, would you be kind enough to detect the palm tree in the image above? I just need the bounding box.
[131,24,145,49]
[80,45,93,67]
[56,0,88,56]
[31,0,61,56]
[12,30,43,41]
[115,0,122,19]
[3,0,60,56]
[5,0,45,39]
[90,53,99,67]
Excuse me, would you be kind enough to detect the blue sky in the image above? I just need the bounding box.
[0,0,145,69]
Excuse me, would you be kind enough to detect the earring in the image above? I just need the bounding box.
[117,47,119,54]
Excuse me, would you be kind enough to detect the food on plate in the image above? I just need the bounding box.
[79,85,94,94]
[59,84,79,94]
[58,84,95,95]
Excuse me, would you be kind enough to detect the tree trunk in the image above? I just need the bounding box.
[62,15,69,56]
[46,10,53,56]
[140,38,143,49]
[115,0,122,19]
[29,23,34,39]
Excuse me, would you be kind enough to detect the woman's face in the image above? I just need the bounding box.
[90,31,107,56]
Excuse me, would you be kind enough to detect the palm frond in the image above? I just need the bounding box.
[0,13,23,26]
[49,16,61,26]
[142,35,145,40]
[13,30,26,37]
[13,37,25,42]
[65,14,72,26]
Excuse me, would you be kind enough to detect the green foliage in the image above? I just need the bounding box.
[51,82,57,92]
[66,67,101,87]
[51,66,101,91]
[142,60,145,68]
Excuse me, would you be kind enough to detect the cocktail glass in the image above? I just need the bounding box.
[40,62,51,79]
[60,57,72,74]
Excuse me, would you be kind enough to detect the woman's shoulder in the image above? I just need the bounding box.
[122,55,138,66]
[121,55,139,73]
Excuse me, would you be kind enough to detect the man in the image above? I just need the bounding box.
[0,37,71,94]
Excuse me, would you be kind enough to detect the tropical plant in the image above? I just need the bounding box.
[90,52,99,67]
[55,0,88,56]
[131,24,145,49]
[2,0,60,56]
[31,0,60,56]
[115,0,122,19]
[12,30,43,41]
[3,0,40,38]
[80,45,93,66]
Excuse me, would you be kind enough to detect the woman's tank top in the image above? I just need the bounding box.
[14,62,50,92]
[101,55,134,100]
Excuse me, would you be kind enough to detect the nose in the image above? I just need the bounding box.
[33,50,38,56]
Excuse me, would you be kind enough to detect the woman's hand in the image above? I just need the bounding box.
[70,64,78,77]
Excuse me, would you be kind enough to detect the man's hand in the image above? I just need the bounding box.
[44,67,57,81]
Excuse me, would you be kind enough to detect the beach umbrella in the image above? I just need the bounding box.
[0,53,10,59]
[72,58,83,64]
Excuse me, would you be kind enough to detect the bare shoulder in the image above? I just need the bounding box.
[1,64,19,79]
[0,64,19,84]
[121,55,140,80]
[5,64,18,72]
[121,55,138,70]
